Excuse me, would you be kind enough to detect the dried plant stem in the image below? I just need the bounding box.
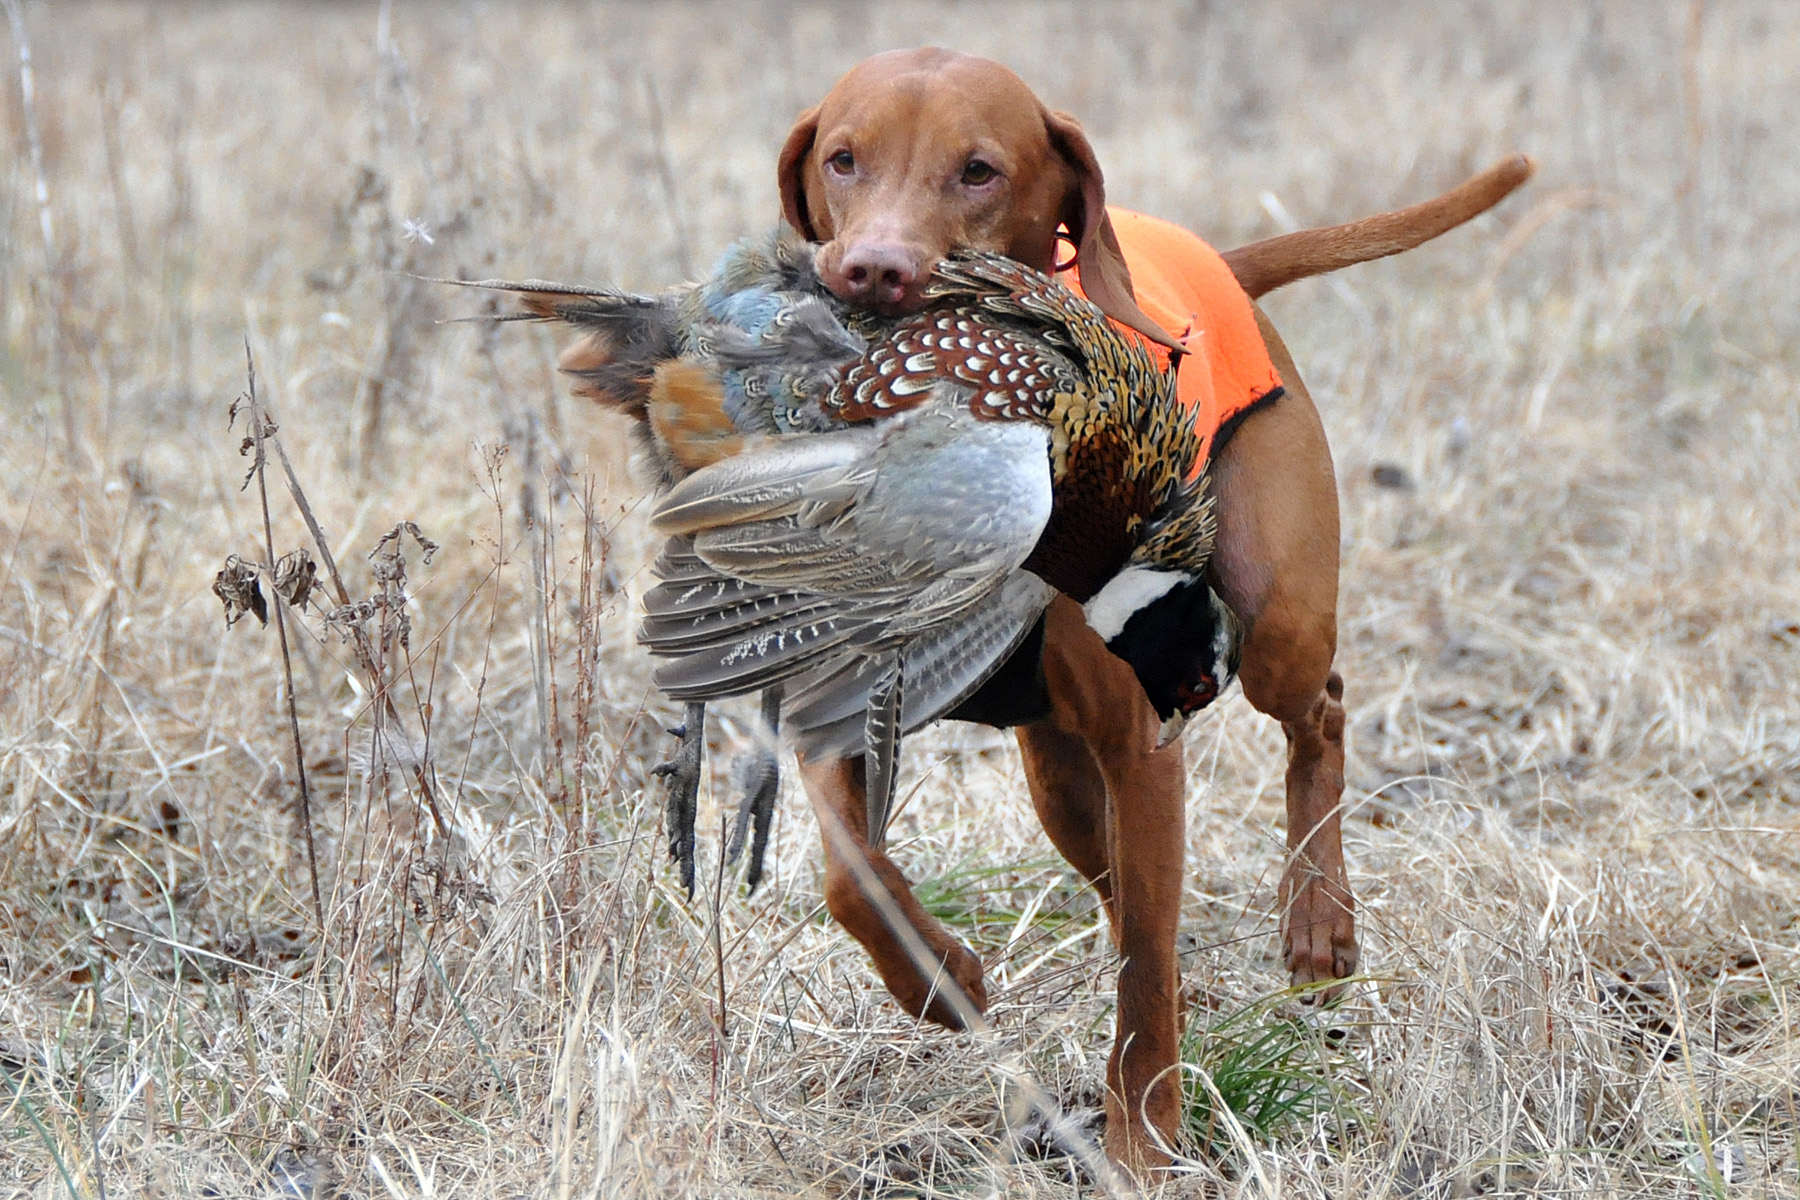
[570,477,602,840]
[1679,0,1707,226]
[480,304,555,779]
[4,0,72,453]
[259,404,447,837]
[711,812,729,1044]
[87,1104,109,1200]
[531,461,553,778]
[357,2,440,477]
[3,0,50,270]
[243,343,326,935]
[162,89,196,396]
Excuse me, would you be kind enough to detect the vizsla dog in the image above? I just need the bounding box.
[766,48,1529,1170]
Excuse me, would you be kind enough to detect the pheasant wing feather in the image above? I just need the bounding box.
[640,397,1055,722]
[787,570,1057,762]
[652,429,876,536]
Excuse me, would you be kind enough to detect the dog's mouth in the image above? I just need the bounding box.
[864,293,930,317]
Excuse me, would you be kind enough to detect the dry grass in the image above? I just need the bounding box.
[2,2,1798,1196]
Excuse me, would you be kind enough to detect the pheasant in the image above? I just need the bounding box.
[466,233,847,891]
[468,230,1241,882]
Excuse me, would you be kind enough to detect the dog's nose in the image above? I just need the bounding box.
[832,242,923,309]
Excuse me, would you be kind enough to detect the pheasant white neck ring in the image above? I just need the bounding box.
[1082,566,1240,750]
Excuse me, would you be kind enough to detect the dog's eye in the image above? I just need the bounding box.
[826,149,856,176]
[960,159,998,185]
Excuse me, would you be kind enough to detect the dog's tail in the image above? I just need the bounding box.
[1223,155,1535,301]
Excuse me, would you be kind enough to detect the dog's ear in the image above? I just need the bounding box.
[1044,110,1186,356]
[778,105,824,242]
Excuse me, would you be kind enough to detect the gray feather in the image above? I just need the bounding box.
[864,659,904,846]
[791,571,1055,761]
[641,398,1055,742]
[650,431,874,536]
[640,590,843,653]
[652,611,878,700]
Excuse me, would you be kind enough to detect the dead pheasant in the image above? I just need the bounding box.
[463,233,850,891]
[467,231,1239,883]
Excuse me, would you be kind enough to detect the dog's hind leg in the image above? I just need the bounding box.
[1208,308,1357,992]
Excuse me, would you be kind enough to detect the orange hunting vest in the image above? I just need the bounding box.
[1063,208,1284,471]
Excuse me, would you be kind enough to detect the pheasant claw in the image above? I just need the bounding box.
[656,701,707,897]
[726,687,784,890]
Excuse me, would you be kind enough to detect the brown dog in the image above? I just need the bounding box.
[768,48,1531,1170]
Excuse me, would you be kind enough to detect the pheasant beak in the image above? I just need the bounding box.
[1154,712,1188,751]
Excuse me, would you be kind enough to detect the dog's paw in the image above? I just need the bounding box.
[1280,874,1359,999]
[916,941,988,1029]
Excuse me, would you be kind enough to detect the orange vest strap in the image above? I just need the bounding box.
[1063,208,1283,470]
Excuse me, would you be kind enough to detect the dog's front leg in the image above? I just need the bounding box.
[799,754,988,1029]
[1037,598,1186,1171]
[1097,733,1185,1171]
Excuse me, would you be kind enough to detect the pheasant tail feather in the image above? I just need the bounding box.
[864,658,904,848]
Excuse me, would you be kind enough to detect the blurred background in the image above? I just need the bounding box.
[2,3,1797,1195]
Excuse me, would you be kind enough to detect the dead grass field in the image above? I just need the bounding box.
[3,2,1799,1195]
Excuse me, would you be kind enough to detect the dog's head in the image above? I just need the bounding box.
[779,47,1183,353]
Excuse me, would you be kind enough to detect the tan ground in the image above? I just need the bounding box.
[2,2,1798,1196]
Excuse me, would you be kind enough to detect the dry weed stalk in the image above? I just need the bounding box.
[228,345,326,936]
[356,1,448,476]
[220,342,471,1096]
[568,476,608,837]
[158,81,197,398]
[97,70,139,276]
[233,388,451,844]
[642,72,695,280]
[4,0,72,452]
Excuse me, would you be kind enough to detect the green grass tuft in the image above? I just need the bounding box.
[1180,988,1360,1159]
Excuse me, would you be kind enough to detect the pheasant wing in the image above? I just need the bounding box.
[784,569,1056,762]
[640,395,1055,721]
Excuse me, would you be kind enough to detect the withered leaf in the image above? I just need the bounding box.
[273,549,319,610]
[212,555,267,627]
